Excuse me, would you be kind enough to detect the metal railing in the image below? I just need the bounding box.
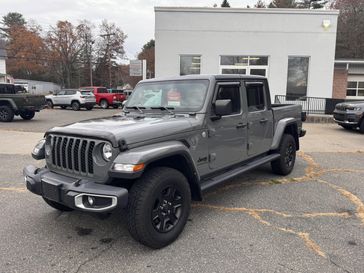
[274,95,351,115]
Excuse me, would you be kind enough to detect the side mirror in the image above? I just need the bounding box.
[213,99,233,119]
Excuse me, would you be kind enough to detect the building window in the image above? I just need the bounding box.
[180,55,201,76]
[220,56,268,76]
[286,57,309,99]
[347,81,364,97]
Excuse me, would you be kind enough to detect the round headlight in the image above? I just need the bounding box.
[102,143,113,161]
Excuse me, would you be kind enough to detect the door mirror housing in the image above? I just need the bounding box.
[214,99,233,118]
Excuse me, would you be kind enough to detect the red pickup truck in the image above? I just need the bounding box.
[80,86,125,109]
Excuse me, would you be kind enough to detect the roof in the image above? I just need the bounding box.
[139,74,265,84]
[154,6,339,16]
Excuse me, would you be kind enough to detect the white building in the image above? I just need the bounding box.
[155,7,339,100]
[0,48,7,83]
[14,79,61,95]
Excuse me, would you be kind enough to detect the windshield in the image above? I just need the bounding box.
[80,91,93,96]
[126,80,209,112]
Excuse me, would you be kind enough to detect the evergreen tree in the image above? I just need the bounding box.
[269,0,297,8]
[221,0,231,7]
[297,0,327,9]
[255,0,267,8]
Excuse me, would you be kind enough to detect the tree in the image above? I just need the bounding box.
[46,21,88,87]
[255,0,267,8]
[5,24,48,79]
[268,0,297,8]
[1,12,26,37]
[138,39,155,79]
[334,0,364,58]
[94,20,127,87]
[221,0,231,7]
[297,0,327,8]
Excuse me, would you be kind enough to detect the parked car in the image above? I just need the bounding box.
[45,89,96,111]
[0,83,45,122]
[333,101,364,133]
[24,75,305,249]
[80,86,125,109]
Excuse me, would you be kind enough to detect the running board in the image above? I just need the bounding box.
[200,153,281,192]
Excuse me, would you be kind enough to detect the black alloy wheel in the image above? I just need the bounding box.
[0,105,14,122]
[151,185,183,233]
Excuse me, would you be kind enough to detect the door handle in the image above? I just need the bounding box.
[236,122,247,129]
[260,118,268,123]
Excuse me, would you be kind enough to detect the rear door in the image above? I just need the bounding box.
[245,81,274,156]
[208,81,248,170]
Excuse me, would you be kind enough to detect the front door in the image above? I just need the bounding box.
[208,82,248,170]
[245,81,274,156]
[52,90,65,105]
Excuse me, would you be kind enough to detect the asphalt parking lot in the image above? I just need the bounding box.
[0,109,364,273]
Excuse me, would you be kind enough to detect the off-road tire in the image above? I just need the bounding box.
[0,105,14,122]
[100,100,109,109]
[71,101,80,111]
[271,134,296,175]
[127,167,191,249]
[42,197,74,211]
[85,105,93,110]
[19,110,35,120]
[46,100,53,109]
[359,119,364,134]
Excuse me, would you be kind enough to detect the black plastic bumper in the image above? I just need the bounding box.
[23,165,128,212]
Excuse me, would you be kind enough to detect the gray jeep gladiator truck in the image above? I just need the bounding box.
[0,83,45,122]
[333,101,364,133]
[24,75,305,248]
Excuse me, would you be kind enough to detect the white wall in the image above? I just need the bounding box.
[155,7,339,99]
[0,59,6,75]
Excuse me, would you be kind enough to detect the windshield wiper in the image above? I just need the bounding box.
[125,106,146,114]
[150,106,175,115]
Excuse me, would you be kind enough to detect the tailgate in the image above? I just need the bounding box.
[24,94,46,107]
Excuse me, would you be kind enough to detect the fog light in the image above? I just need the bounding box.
[87,196,95,206]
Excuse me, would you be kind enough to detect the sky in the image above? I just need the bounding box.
[0,0,258,60]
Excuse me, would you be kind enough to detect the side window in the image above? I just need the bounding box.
[216,84,241,114]
[246,83,266,112]
[58,90,66,96]
[65,90,76,95]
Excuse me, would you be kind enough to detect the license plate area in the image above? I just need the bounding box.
[41,179,61,202]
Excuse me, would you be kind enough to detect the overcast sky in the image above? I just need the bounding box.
[1,0,258,60]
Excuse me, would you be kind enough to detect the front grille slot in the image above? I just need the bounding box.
[50,135,96,176]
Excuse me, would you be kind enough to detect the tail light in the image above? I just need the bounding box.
[113,96,116,100]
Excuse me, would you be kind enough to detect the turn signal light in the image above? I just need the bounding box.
[113,163,145,172]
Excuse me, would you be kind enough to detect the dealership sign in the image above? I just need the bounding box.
[130,60,142,76]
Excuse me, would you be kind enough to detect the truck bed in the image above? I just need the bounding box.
[272,103,303,127]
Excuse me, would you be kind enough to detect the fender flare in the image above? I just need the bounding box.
[270,118,298,150]
[112,141,202,200]
[0,99,18,111]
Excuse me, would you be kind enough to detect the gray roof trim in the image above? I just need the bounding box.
[154,7,339,16]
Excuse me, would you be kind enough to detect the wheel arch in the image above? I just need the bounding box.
[0,99,17,111]
[271,118,299,151]
[112,141,202,201]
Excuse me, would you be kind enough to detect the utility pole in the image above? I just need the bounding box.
[85,34,94,86]
[100,32,115,88]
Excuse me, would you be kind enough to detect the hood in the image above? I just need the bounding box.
[46,114,199,147]
[336,101,364,109]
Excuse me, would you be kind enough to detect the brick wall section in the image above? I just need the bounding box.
[332,68,348,99]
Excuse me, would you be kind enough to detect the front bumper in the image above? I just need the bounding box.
[333,111,361,125]
[23,165,128,212]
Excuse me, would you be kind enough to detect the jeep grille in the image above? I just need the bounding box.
[49,135,96,176]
